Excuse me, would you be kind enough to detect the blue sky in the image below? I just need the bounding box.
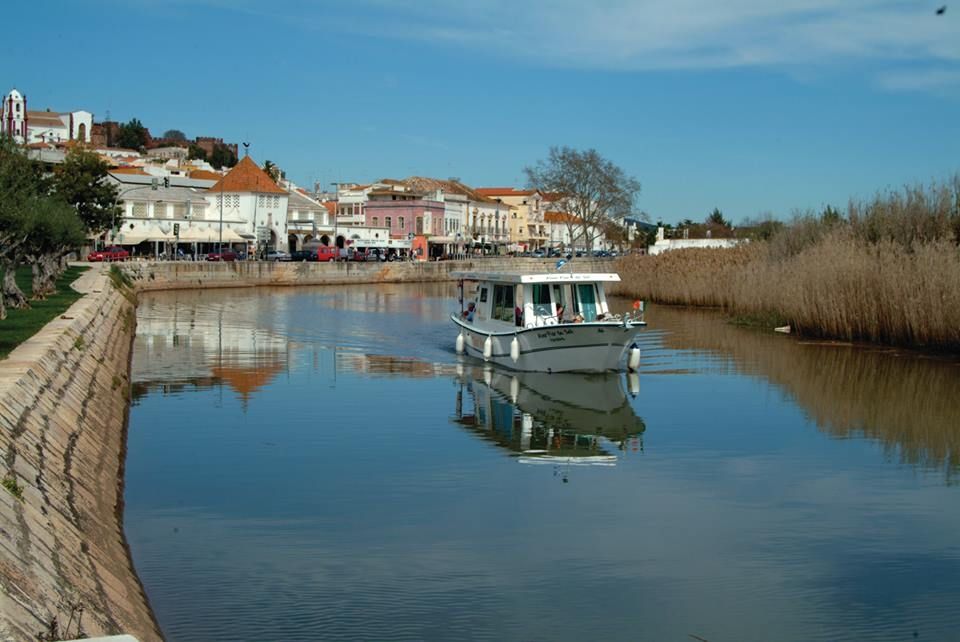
[4,0,958,224]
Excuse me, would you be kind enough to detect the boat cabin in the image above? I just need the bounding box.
[456,272,621,329]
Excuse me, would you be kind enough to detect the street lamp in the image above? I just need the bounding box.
[330,182,340,260]
[218,168,224,256]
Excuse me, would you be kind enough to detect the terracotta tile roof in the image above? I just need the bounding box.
[26,111,65,128]
[476,187,536,197]
[207,156,286,194]
[544,210,580,223]
[188,169,222,181]
[323,202,337,214]
[402,176,496,203]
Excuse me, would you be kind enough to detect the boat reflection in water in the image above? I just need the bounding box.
[453,363,645,468]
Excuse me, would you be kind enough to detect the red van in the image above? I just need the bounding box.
[313,245,337,262]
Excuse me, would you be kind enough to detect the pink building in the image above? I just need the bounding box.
[363,199,445,239]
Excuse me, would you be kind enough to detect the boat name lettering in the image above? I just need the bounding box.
[535,328,574,341]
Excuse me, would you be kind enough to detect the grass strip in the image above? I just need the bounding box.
[0,265,91,359]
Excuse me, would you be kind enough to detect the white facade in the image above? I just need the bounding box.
[210,191,289,251]
[467,201,511,247]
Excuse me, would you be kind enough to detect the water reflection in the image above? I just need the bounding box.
[632,304,960,480]
[453,365,645,466]
[125,287,960,641]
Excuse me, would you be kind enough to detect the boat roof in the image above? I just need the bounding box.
[452,271,621,284]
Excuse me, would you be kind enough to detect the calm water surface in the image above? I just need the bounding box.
[125,283,960,641]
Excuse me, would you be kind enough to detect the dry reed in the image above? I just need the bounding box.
[614,177,960,350]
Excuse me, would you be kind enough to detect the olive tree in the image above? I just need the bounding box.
[52,146,120,236]
[0,139,46,317]
[525,147,641,253]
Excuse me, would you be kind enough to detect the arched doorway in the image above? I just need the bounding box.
[77,122,87,142]
[320,234,330,246]
[269,230,277,250]
[288,233,298,253]
[335,235,345,249]
[304,234,314,245]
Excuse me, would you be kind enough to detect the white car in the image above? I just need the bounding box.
[266,250,291,262]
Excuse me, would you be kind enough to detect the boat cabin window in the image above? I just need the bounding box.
[531,283,553,318]
[479,287,488,303]
[576,283,599,321]
[492,284,515,324]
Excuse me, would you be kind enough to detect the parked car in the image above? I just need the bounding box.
[290,250,316,262]
[367,249,387,262]
[206,250,238,262]
[299,245,337,262]
[348,249,367,262]
[532,249,546,258]
[266,249,291,262]
[87,246,129,262]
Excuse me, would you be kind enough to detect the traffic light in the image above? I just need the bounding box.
[173,223,180,236]
[163,177,170,188]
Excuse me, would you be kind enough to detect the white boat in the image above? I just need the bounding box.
[451,271,646,372]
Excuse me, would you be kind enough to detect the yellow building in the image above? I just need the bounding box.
[475,188,549,251]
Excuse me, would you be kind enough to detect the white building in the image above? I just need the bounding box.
[106,156,290,255]
[1,88,93,145]
[207,156,288,252]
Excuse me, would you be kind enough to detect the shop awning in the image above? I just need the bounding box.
[175,227,244,243]
[114,226,172,245]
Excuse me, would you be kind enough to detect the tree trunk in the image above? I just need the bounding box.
[30,254,58,300]
[1,260,29,311]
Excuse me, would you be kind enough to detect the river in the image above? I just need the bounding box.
[125,283,960,641]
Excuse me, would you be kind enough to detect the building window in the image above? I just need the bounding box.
[132,202,147,217]
[258,195,265,206]
[373,217,379,227]
[172,204,187,219]
[398,216,404,229]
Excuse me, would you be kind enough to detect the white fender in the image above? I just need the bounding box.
[483,335,493,361]
[483,366,493,386]
[627,345,641,372]
[510,335,520,363]
[455,331,465,355]
[627,372,640,397]
[510,376,519,403]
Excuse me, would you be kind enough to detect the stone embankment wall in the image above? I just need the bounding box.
[0,270,161,642]
[128,258,611,291]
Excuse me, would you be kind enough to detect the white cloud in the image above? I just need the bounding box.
[352,0,960,88]
[145,0,960,90]
[876,68,960,91]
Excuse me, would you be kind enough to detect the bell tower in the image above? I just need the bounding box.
[2,89,28,144]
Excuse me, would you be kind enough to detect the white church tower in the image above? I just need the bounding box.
[1,89,27,144]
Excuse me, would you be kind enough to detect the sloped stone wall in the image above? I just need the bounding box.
[0,270,161,642]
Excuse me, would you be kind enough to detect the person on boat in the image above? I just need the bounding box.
[463,302,476,322]
[573,313,584,323]
[556,305,565,322]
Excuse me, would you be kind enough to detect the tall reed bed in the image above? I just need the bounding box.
[614,177,960,350]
